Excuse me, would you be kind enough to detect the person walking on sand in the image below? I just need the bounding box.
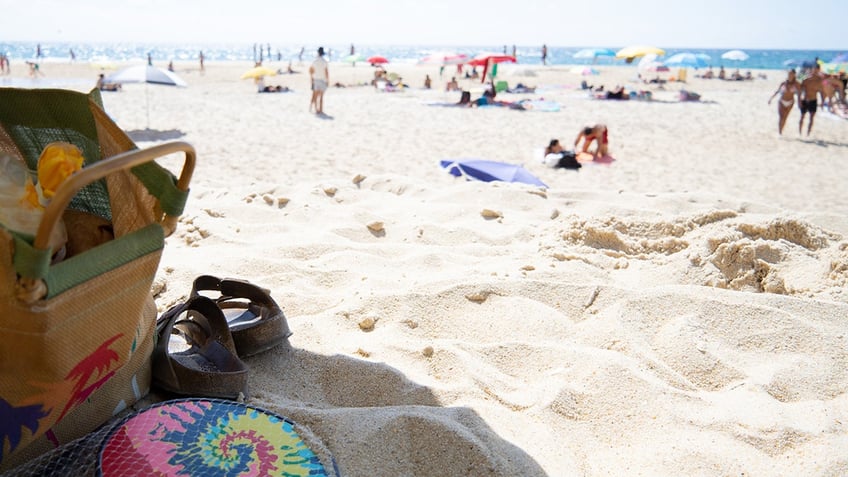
[798,64,825,135]
[541,44,548,65]
[309,46,329,114]
[768,69,801,135]
[574,124,608,160]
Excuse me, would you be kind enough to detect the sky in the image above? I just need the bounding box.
[3,0,846,50]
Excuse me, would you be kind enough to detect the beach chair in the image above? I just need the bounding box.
[0,87,195,468]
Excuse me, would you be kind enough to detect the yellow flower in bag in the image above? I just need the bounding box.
[21,142,84,209]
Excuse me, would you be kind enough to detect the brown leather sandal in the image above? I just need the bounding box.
[190,275,292,358]
[152,296,249,399]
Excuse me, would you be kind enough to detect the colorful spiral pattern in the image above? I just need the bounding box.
[98,399,329,476]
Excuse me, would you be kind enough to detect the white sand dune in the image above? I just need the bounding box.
[10,60,848,475]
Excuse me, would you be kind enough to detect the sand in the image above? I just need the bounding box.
[5,58,848,475]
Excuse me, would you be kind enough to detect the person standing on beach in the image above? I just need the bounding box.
[798,64,825,136]
[199,51,205,72]
[768,69,801,135]
[309,47,329,114]
[541,44,548,65]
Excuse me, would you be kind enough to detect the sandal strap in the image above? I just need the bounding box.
[153,296,248,399]
[158,296,238,354]
[189,275,292,357]
[191,275,283,316]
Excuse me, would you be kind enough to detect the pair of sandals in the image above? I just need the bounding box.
[152,276,292,400]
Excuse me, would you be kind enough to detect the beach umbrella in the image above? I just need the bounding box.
[664,53,709,69]
[829,53,848,63]
[367,55,389,66]
[637,54,667,72]
[822,62,848,74]
[721,49,749,61]
[240,66,277,79]
[418,51,468,65]
[467,53,517,83]
[106,64,188,87]
[615,45,665,63]
[573,48,616,62]
[466,53,517,67]
[439,159,547,188]
[105,65,187,129]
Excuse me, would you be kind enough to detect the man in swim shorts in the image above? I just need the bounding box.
[798,64,824,136]
[309,47,329,114]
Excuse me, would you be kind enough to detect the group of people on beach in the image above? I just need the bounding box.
[768,63,847,135]
[544,124,609,170]
[699,66,758,81]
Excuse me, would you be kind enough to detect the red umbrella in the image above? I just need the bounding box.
[466,53,516,67]
[467,53,516,82]
[367,55,389,66]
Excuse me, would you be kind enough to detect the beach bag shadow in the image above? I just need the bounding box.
[0,88,195,469]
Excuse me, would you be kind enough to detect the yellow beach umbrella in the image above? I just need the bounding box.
[240,66,277,79]
[615,45,666,63]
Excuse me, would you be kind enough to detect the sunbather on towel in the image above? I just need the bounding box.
[543,139,581,169]
[96,74,121,92]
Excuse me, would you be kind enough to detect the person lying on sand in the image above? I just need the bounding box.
[259,85,291,93]
[543,139,581,169]
[96,74,121,92]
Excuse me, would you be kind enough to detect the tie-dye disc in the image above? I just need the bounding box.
[98,398,330,477]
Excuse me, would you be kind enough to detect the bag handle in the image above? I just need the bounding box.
[15,142,195,303]
[32,141,195,250]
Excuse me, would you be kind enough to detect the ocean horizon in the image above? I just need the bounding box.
[1,41,843,71]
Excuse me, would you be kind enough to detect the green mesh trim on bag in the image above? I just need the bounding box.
[130,163,189,217]
[89,87,104,109]
[0,89,112,221]
[12,234,52,280]
[44,224,164,298]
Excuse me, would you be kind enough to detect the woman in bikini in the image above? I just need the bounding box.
[768,69,800,135]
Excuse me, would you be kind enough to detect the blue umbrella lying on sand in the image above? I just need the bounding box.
[440,159,547,188]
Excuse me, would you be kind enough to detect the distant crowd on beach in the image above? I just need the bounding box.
[694,65,765,81]
[11,40,847,140]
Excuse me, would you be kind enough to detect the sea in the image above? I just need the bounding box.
[0,41,843,71]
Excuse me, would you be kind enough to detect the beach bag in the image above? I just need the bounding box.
[557,150,582,170]
[0,88,195,469]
